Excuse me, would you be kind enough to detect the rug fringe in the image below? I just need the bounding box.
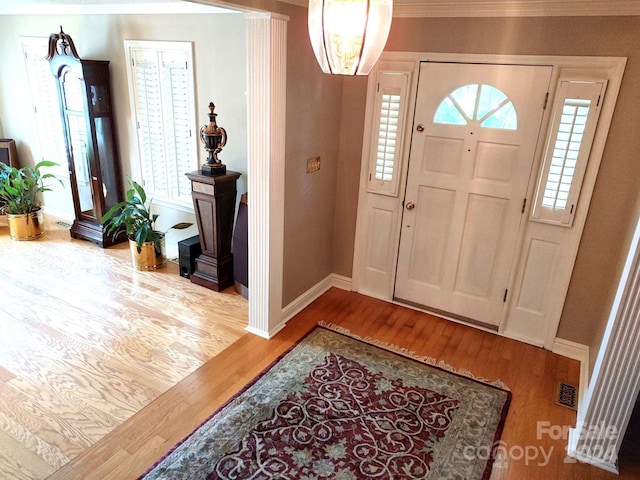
[318,320,511,391]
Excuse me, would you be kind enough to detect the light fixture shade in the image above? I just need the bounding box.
[308,0,392,75]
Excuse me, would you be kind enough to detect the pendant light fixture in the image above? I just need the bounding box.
[308,0,393,75]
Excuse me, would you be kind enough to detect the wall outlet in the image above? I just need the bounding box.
[307,156,321,173]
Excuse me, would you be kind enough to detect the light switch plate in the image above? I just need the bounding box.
[307,156,320,173]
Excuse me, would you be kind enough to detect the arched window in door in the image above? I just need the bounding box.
[434,84,518,130]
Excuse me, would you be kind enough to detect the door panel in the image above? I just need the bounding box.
[395,62,552,326]
[423,136,463,175]
[455,194,508,297]
[408,186,456,285]
[367,207,396,272]
[474,142,519,184]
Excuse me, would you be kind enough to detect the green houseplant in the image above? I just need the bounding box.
[0,160,61,240]
[102,177,192,270]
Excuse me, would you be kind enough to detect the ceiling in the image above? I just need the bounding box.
[0,0,638,17]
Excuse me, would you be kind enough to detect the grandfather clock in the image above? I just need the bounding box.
[186,171,240,291]
[47,27,124,247]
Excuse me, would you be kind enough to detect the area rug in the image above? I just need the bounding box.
[140,326,510,480]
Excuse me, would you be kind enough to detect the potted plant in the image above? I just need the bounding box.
[102,177,192,271]
[0,160,61,240]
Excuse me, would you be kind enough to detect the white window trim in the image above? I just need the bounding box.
[124,40,198,209]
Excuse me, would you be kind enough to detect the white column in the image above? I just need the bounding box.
[245,13,288,338]
[568,212,640,472]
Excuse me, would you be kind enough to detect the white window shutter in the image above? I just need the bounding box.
[161,52,193,202]
[126,41,197,206]
[134,50,167,198]
[367,71,410,197]
[20,37,68,176]
[532,80,606,226]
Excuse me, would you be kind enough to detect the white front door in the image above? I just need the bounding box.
[394,62,552,327]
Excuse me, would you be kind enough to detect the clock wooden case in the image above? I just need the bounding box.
[47,28,124,247]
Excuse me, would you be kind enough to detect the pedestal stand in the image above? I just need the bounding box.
[186,170,240,292]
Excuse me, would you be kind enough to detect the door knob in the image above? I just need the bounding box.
[416,124,425,132]
[406,202,415,210]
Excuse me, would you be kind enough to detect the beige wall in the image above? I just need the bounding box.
[331,16,640,357]
[282,6,344,305]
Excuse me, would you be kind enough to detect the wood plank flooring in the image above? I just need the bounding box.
[0,217,248,480]
[2,216,638,479]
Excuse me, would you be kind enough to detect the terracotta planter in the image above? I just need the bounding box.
[6,210,45,241]
[129,233,167,271]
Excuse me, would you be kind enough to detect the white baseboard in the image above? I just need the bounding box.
[281,275,333,323]
[331,274,352,291]
[281,274,353,323]
[244,274,352,340]
[552,338,590,410]
[42,207,75,223]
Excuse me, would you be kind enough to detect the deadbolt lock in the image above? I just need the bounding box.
[416,124,425,132]
[406,202,415,210]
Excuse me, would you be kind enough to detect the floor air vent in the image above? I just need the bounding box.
[555,381,578,410]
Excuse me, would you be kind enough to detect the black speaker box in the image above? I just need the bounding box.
[178,235,202,279]
[233,194,248,298]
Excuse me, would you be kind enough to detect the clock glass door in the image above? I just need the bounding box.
[62,70,97,221]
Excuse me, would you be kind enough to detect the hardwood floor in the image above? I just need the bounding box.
[2,217,638,479]
[0,217,248,480]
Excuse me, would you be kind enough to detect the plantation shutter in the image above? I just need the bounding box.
[133,49,167,198]
[20,37,67,176]
[368,71,411,197]
[532,80,606,226]
[127,42,196,206]
[160,51,193,202]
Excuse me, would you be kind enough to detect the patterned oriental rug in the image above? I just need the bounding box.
[140,326,511,480]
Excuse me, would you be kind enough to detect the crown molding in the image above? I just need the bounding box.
[277,0,640,17]
[393,0,640,18]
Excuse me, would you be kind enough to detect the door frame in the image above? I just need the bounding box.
[352,51,626,348]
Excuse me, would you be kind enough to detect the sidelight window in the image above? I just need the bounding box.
[531,80,606,226]
[368,71,411,197]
